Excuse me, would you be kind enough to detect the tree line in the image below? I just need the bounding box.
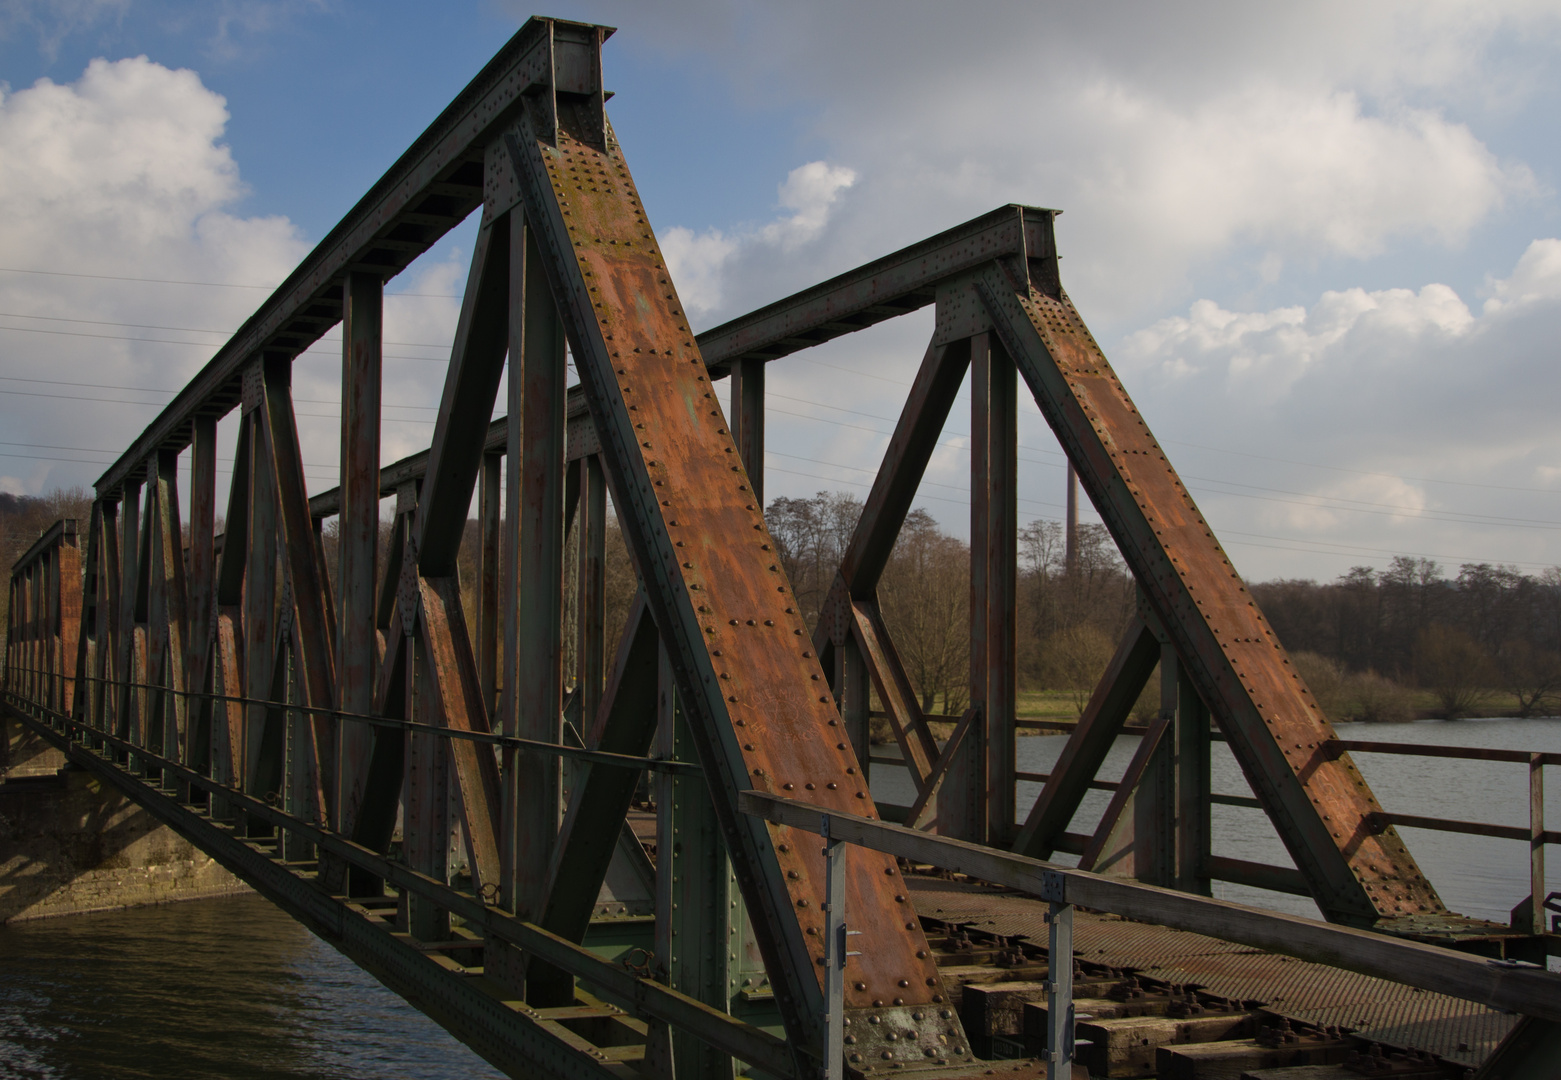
[9,483,1560,721]
[762,493,1561,720]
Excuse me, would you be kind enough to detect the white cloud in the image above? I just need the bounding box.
[662,160,854,318]
[659,226,738,319]
[0,56,308,494]
[574,0,1555,328]
[1116,241,1561,576]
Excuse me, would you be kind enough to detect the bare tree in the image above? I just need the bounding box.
[1499,639,1561,718]
[878,509,969,714]
[1414,623,1495,719]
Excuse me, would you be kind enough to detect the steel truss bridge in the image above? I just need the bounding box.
[6,17,1561,1080]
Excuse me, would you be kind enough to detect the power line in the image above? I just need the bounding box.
[1164,437,1561,496]
[0,310,454,350]
[0,376,440,413]
[0,264,464,299]
[0,318,455,360]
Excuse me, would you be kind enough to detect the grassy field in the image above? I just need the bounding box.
[1013,684,1558,726]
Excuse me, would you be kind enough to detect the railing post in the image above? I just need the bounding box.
[1532,754,1545,933]
[821,814,847,1080]
[1046,900,1074,1080]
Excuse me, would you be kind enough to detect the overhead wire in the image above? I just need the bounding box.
[3,275,1556,567]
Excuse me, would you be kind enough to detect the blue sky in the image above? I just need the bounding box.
[3,1,1561,583]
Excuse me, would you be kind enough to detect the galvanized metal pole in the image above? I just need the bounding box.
[1046,901,1074,1080]
[821,816,846,1080]
[1532,755,1545,932]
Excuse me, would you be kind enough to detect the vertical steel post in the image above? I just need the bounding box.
[244,410,280,806]
[653,643,735,1079]
[338,271,383,834]
[1176,674,1212,895]
[284,645,316,861]
[577,454,606,729]
[821,817,847,1080]
[478,451,502,717]
[504,213,567,921]
[964,331,1016,844]
[730,357,765,506]
[403,632,451,940]
[1532,755,1546,932]
[1047,901,1075,1080]
[1064,462,1078,576]
[188,417,217,775]
[94,499,121,744]
[836,639,871,788]
[115,478,141,764]
[1134,645,1178,887]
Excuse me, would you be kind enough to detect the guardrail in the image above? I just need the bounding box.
[868,723,1557,928]
[739,788,1561,1079]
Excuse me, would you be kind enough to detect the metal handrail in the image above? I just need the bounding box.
[740,789,1561,1019]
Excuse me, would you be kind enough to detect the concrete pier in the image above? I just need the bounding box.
[0,713,246,922]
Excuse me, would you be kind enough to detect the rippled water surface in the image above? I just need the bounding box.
[0,894,504,1079]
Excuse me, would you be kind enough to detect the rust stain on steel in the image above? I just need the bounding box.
[529,120,950,1017]
[416,575,502,891]
[991,276,1444,923]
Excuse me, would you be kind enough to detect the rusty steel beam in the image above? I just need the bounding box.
[575,454,607,729]
[535,597,659,969]
[306,396,595,519]
[92,19,590,501]
[186,417,217,773]
[6,520,80,717]
[336,271,382,835]
[729,357,765,504]
[500,49,964,1067]
[145,449,191,767]
[506,209,569,931]
[968,331,1018,846]
[970,237,1446,924]
[696,205,1047,374]
[254,355,337,823]
[415,219,511,577]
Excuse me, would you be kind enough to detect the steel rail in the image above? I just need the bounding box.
[740,790,1561,1024]
[60,673,699,775]
[6,693,796,1080]
[1335,739,1561,767]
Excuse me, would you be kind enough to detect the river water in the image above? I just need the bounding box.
[870,716,1561,923]
[2,718,1557,1077]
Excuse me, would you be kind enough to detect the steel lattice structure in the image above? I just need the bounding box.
[6,16,1560,1080]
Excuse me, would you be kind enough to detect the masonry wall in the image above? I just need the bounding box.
[0,713,248,922]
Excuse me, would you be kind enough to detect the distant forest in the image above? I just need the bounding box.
[5,484,1558,721]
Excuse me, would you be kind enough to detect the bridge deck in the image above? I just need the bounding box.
[907,878,1515,1073]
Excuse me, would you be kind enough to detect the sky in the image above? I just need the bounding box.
[2,1,1561,585]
